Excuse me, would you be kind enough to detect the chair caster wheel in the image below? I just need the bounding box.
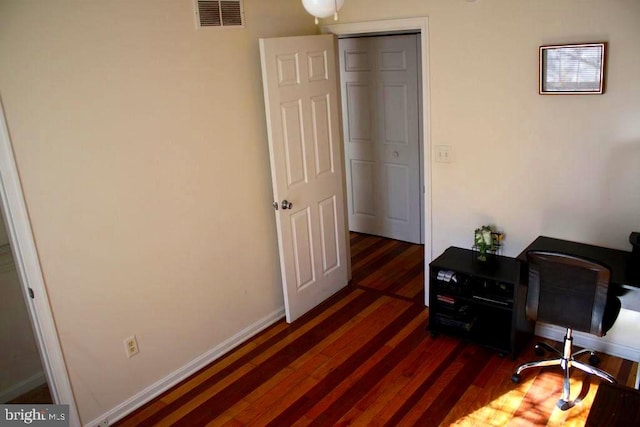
[534,344,545,356]
[589,353,600,366]
[511,374,520,383]
[557,399,574,411]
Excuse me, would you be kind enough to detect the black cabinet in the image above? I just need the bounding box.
[428,247,534,358]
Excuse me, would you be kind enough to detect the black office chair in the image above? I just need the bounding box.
[511,251,621,410]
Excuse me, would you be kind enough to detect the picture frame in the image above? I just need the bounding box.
[539,42,606,95]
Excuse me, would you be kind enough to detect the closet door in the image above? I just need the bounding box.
[340,34,421,244]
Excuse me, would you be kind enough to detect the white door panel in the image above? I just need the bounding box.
[382,84,409,144]
[318,195,340,273]
[379,48,407,71]
[340,34,421,244]
[260,34,348,323]
[385,163,410,222]
[351,159,376,217]
[310,95,334,176]
[345,82,373,142]
[281,100,307,187]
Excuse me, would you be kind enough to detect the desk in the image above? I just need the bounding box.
[518,236,640,388]
[585,382,640,426]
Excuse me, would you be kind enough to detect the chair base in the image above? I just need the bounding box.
[511,330,617,411]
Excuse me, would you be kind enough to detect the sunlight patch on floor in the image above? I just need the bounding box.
[449,371,600,427]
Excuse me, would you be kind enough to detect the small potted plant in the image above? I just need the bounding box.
[473,225,503,261]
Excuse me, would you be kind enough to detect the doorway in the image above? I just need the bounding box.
[323,17,432,305]
[0,213,51,404]
[339,33,423,244]
[348,231,425,303]
[0,100,80,423]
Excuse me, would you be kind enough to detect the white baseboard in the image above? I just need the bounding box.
[85,307,285,427]
[535,322,640,361]
[0,371,46,403]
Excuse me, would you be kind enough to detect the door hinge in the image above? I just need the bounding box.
[28,287,35,299]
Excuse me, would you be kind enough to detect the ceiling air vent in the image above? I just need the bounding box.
[196,0,244,28]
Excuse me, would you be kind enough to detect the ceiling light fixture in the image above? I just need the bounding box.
[302,0,345,24]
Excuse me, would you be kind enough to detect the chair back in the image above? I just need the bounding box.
[526,251,611,336]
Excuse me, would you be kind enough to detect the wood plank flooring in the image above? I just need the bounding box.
[116,233,638,426]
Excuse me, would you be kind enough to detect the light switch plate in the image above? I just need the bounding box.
[435,145,453,163]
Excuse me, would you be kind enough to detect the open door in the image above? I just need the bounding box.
[259,34,348,323]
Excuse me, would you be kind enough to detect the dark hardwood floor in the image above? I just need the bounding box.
[116,233,638,426]
[7,382,52,404]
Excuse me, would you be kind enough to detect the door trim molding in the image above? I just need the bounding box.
[322,17,433,305]
[0,100,81,425]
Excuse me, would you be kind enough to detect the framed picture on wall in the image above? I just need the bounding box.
[539,42,606,95]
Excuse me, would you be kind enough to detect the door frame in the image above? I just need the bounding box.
[0,100,80,425]
[322,17,432,305]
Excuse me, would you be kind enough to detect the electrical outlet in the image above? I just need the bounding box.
[124,335,139,358]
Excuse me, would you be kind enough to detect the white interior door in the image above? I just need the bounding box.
[259,34,348,323]
[339,34,422,244]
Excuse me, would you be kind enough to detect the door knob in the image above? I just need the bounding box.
[281,200,293,210]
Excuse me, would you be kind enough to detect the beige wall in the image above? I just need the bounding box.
[336,0,640,256]
[0,0,317,423]
[1,0,639,423]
